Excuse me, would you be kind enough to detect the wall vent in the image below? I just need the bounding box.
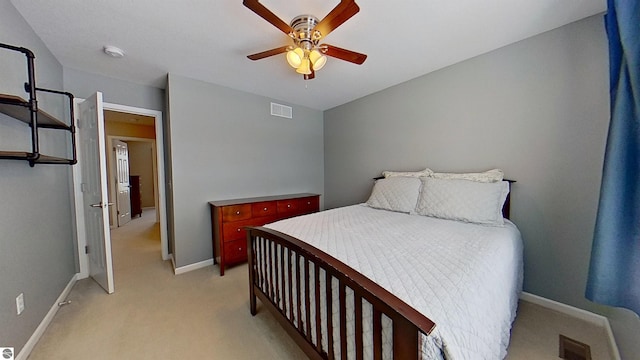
[270,102,292,119]
[559,334,591,360]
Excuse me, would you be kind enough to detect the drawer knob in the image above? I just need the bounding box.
[264,207,268,211]
[287,204,291,208]
[236,211,240,215]
[307,201,311,205]
[237,228,241,232]
[238,247,242,251]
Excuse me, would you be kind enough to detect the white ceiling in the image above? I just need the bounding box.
[11,0,605,111]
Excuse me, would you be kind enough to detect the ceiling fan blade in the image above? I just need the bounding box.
[243,0,293,35]
[322,44,367,65]
[314,0,360,39]
[247,46,289,61]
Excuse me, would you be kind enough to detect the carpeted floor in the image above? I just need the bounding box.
[27,208,615,359]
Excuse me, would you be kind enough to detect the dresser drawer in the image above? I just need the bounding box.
[222,219,255,242]
[277,198,300,216]
[253,215,279,227]
[224,239,247,263]
[222,217,278,241]
[221,204,252,222]
[251,201,277,217]
[299,196,319,213]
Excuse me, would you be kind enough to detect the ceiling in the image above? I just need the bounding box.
[11,0,605,111]
[105,110,155,126]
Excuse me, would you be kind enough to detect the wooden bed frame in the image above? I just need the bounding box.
[247,181,514,359]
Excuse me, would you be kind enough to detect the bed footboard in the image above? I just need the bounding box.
[247,227,436,360]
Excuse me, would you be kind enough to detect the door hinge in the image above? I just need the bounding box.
[85,245,89,254]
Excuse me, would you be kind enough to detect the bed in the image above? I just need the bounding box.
[247,170,523,359]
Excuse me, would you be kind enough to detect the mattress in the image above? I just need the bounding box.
[264,204,523,359]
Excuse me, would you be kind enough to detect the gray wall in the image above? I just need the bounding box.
[325,14,638,358]
[166,74,324,268]
[127,141,155,208]
[63,68,164,112]
[0,1,76,354]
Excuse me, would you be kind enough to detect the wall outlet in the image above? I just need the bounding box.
[16,293,24,315]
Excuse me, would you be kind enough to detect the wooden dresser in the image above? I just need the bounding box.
[129,175,142,218]
[209,193,320,275]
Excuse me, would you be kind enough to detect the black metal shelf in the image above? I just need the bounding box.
[0,151,76,165]
[0,42,76,167]
[0,93,70,129]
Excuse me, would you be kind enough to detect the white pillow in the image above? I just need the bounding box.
[415,178,509,225]
[382,168,433,178]
[429,168,504,183]
[366,177,422,213]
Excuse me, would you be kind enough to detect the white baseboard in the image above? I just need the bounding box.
[520,292,621,360]
[173,258,213,275]
[603,318,622,360]
[16,274,78,360]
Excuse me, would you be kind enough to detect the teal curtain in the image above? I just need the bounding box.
[586,0,640,314]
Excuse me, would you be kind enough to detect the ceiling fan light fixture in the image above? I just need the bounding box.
[296,58,312,75]
[309,49,327,71]
[243,1,366,80]
[286,47,304,68]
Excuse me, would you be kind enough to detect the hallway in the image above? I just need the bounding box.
[110,208,165,286]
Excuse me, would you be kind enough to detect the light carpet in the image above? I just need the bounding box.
[27,209,614,359]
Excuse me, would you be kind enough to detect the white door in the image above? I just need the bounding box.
[78,92,114,294]
[114,140,132,226]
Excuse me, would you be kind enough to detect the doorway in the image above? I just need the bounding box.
[104,110,159,229]
[73,99,169,285]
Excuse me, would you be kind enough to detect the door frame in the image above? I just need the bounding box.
[73,100,169,279]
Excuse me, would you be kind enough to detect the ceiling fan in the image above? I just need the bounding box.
[243,0,367,80]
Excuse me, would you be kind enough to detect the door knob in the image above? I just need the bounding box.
[90,202,114,208]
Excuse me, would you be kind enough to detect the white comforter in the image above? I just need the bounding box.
[265,204,523,360]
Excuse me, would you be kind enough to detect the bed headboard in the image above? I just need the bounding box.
[371,177,516,220]
[502,179,515,220]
